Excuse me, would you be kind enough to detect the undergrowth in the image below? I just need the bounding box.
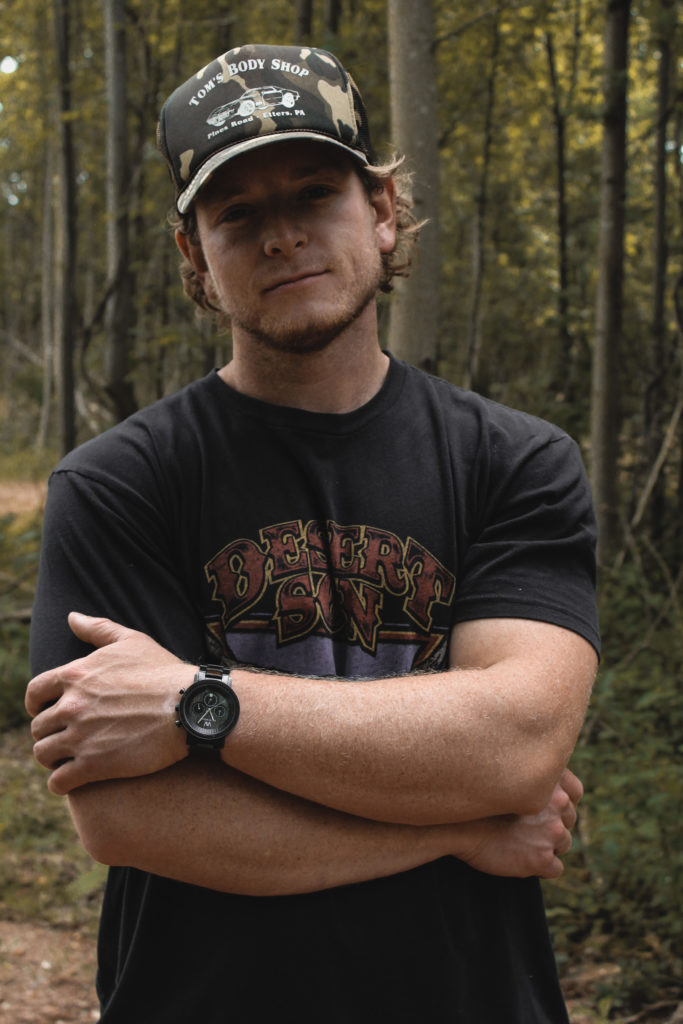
[0,479,681,1016]
[0,730,105,932]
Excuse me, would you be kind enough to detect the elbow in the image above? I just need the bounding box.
[68,785,126,866]
[508,741,576,817]
[506,694,590,816]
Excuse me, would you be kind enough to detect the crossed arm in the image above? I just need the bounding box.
[26,611,596,895]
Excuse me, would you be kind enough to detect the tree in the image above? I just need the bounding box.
[386,0,440,370]
[544,3,583,400]
[295,0,314,42]
[37,141,55,450]
[464,10,500,393]
[590,0,631,565]
[643,0,677,544]
[324,0,342,37]
[103,0,137,422]
[52,0,78,456]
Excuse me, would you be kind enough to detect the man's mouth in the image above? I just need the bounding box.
[263,270,327,294]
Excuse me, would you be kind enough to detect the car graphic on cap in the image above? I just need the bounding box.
[207,86,300,126]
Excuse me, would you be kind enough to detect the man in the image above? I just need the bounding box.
[26,44,599,1023]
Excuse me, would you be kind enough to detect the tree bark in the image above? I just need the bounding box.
[103,0,137,422]
[464,13,500,393]
[545,27,575,398]
[295,0,313,43]
[37,140,55,450]
[590,0,631,565]
[644,0,675,544]
[387,0,440,371]
[52,0,78,456]
[324,0,342,37]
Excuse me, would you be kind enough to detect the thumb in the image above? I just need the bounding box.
[67,611,134,648]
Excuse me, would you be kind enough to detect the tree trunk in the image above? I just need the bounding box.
[37,141,55,450]
[295,0,313,43]
[590,0,631,565]
[324,0,342,37]
[386,0,440,371]
[52,0,77,456]
[464,13,500,393]
[103,0,137,422]
[644,0,675,544]
[545,28,574,398]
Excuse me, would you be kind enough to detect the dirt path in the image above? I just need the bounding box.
[0,480,47,517]
[0,919,98,1024]
[2,918,682,1023]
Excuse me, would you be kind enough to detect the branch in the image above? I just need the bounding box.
[631,393,683,532]
[612,275,683,570]
[0,608,32,624]
[433,3,510,48]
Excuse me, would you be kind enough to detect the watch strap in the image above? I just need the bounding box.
[196,663,233,688]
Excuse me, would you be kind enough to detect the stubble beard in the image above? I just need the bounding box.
[230,257,383,356]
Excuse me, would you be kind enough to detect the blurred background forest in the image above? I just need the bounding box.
[0,0,681,1019]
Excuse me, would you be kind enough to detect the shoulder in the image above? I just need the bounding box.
[397,357,577,462]
[53,372,223,487]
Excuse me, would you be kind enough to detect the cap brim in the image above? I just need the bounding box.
[176,132,369,214]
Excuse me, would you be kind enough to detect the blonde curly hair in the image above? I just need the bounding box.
[169,156,421,324]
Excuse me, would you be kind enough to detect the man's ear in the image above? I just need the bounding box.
[369,177,397,255]
[174,229,218,302]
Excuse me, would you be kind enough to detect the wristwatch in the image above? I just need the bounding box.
[175,664,240,750]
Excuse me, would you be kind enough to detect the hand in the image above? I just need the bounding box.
[26,613,193,795]
[455,768,583,879]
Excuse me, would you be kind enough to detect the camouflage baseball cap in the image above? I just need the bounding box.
[158,44,375,214]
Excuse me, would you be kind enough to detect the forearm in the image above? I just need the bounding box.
[67,758,457,896]
[67,759,581,893]
[223,622,595,826]
[29,615,595,828]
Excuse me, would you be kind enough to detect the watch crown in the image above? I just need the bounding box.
[175,720,182,728]
[179,688,186,695]
[175,703,180,712]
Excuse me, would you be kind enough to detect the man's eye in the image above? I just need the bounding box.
[221,205,250,223]
[301,185,334,200]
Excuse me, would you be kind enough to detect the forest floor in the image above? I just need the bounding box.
[1,912,682,1024]
[0,480,48,517]
[1,481,681,1024]
[0,919,99,1024]
[1,723,681,1024]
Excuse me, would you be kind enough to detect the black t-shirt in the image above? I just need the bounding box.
[30,355,599,1023]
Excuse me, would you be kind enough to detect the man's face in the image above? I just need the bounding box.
[178,140,396,355]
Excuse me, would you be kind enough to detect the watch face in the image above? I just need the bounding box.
[180,681,239,739]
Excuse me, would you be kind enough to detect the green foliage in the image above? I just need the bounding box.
[0,509,42,730]
[0,618,31,729]
[0,730,105,929]
[545,558,683,1013]
[0,1,682,1015]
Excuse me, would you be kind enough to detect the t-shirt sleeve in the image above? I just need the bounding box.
[29,465,208,675]
[452,429,600,655]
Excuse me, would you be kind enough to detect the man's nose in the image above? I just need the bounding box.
[263,212,307,257]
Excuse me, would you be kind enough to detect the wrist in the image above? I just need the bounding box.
[175,664,240,752]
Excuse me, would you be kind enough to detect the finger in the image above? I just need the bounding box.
[30,707,63,742]
[68,611,136,649]
[560,768,584,805]
[554,830,573,856]
[537,854,564,881]
[25,669,66,718]
[33,731,72,772]
[559,794,577,830]
[46,751,110,796]
[47,760,80,797]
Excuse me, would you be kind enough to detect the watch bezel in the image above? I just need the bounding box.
[176,665,240,748]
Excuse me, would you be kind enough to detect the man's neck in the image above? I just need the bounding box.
[218,307,390,414]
